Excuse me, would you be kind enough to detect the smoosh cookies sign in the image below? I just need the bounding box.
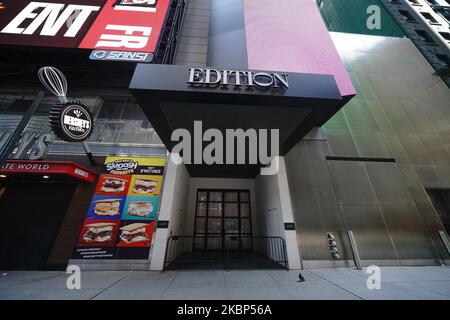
[73,156,165,260]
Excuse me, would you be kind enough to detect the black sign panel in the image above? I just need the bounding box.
[157,220,169,228]
[284,223,296,231]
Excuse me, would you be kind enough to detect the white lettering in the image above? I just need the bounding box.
[188,68,289,89]
[96,24,152,49]
[64,115,90,129]
[1,2,100,37]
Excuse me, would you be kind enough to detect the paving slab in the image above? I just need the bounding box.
[387,281,449,300]
[309,268,369,285]
[0,267,449,300]
[3,271,131,290]
[223,270,280,288]
[264,270,324,286]
[162,287,228,300]
[227,286,293,300]
[93,286,167,300]
[411,280,450,298]
[284,281,360,300]
[0,288,103,300]
[169,271,226,289]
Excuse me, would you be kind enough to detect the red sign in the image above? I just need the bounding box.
[0,0,170,53]
[79,0,169,53]
[0,160,97,183]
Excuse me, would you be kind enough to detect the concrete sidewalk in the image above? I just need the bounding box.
[1,266,450,300]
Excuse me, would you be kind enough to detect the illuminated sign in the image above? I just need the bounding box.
[0,0,170,53]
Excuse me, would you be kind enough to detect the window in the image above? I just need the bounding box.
[439,31,450,41]
[399,10,417,22]
[415,29,436,43]
[408,0,422,5]
[421,11,440,24]
[193,189,252,250]
[435,54,450,67]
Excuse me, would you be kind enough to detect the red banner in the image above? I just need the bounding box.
[79,0,170,52]
[0,160,97,183]
[0,0,170,53]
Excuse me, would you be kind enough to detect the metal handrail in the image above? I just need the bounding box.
[164,235,288,270]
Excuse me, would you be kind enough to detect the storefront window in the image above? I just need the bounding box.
[0,89,163,158]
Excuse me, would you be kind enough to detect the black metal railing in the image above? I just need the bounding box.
[164,235,288,270]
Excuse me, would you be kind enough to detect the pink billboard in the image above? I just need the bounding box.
[243,0,355,98]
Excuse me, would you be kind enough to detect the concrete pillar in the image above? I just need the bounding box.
[255,156,302,270]
[276,157,302,269]
[150,154,190,270]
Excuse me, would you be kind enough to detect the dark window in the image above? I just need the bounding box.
[436,54,450,67]
[420,12,439,24]
[415,29,436,43]
[399,10,417,23]
[193,189,252,250]
[439,32,450,41]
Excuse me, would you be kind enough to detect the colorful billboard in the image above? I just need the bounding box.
[0,0,170,53]
[72,156,166,260]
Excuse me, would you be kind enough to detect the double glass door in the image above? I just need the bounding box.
[193,189,252,250]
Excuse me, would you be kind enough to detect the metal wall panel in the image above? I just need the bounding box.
[286,33,450,267]
[327,160,377,206]
[207,0,248,69]
[339,205,397,260]
[174,0,211,66]
[381,206,438,259]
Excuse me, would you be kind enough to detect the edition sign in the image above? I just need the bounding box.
[187,68,289,89]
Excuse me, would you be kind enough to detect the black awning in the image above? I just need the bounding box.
[130,64,353,178]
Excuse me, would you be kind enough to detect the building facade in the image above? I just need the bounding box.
[381,0,450,86]
[0,0,449,271]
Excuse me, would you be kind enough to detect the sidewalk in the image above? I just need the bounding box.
[1,266,450,300]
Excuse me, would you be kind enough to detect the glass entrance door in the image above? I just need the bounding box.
[193,189,252,251]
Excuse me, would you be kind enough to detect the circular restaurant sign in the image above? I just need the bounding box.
[49,101,94,142]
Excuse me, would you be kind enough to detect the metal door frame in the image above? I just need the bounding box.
[193,189,252,251]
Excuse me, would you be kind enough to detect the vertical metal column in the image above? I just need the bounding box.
[0,91,45,168]
[348,230,363,270]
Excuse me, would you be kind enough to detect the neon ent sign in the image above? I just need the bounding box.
[187,68,289,89]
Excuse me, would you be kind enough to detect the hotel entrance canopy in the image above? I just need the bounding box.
[130,64,353,178]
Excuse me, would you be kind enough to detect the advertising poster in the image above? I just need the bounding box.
[73,156,166,260]
[0,0,171,53]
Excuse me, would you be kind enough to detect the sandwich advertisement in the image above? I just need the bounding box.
[73,156,165,260]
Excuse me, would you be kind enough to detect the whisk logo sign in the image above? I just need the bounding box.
[0,0,170,53]
[49,101,94,142]
[61,104,92,140]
